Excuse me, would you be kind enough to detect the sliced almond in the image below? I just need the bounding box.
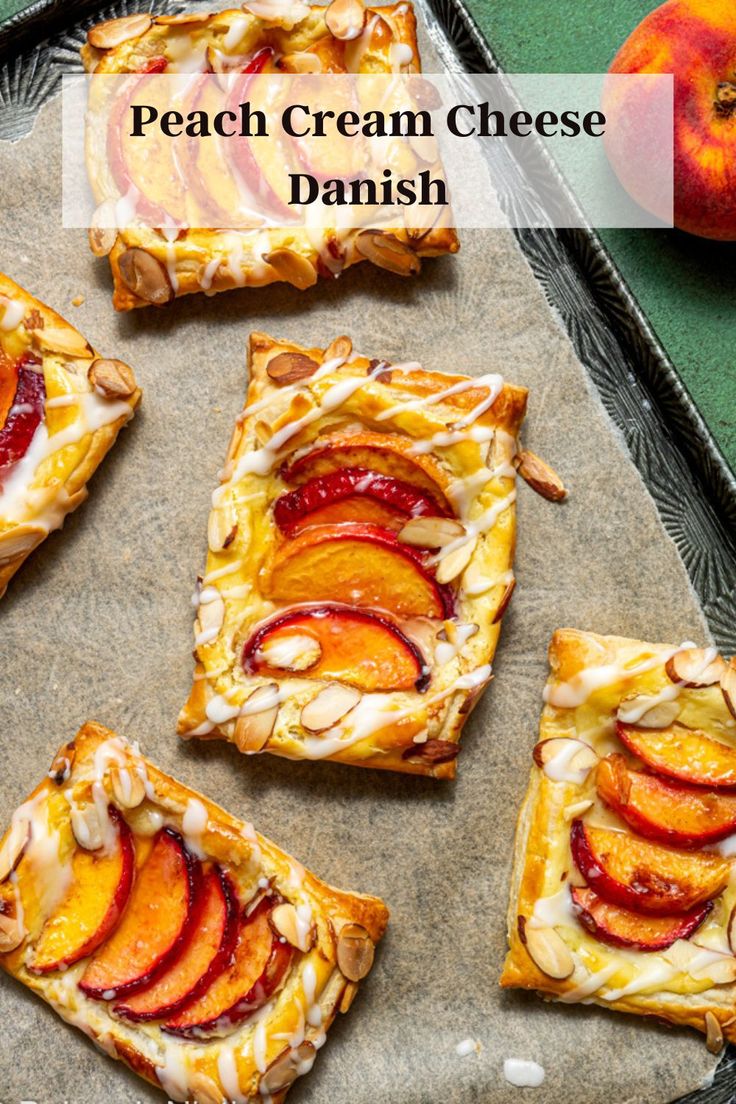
[524,925,574,980]
[208,501,238,553]
[0,523,46,564]
[397,516,464,549]
[705,1011,724,1054]
[355,231,421,277]
[263,248,317,290]
[260,1042,315,1096]
[325,0,366,40]
[198,593,225,638]
[727,904,736,956]
[278,51,323,73]
[562,799,594,821]
[324,335,352,362]
[49,744,76,785]
[0,819,30,883]
[258,633,322,672]
[0,899,24,953]
[690,956,736,985]
[118,248,174,306]
[186,1074,221,1104]
[435,536,476,584]
[721,659,736,720]
[109,764,146,810]
[88,358,137,400]
[266,351,320,385]
[532,737,598,784]
[665,648,726,688]
[301,683,361,732]
[35,325,94,359]
[491,577,516,624]
[88,225,117,258]
[339,980,359,1013]
[234,684,279,753]
[270,902,314,952]
[337,923,374,981]
[616,696,681,728]
[70,803,104,851]
[87,13,153,50]
[516,449,567,502]
[155,12,210,25]
[401,738,459,765]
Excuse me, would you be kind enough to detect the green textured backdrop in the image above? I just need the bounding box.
[0,0,733,473]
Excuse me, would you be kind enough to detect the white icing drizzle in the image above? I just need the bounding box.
[539,740,594,785]
[375,372,504,426]
[463,566,514,598]
[0,295,25,330]
[14,792,72,918]
[434,622,479,666]
[156,1045,190,1101]
[428,491,516,566]
[529,887,576,929]
[557,963,618,1003]
[241,353,349,419]
[617,646,719,722]
[543,641,697,709]
[217,1048,248,1103]
[182,797,208,858]
[504,1059,545,1088]
[160,227,180,292]
[204,560,244,584]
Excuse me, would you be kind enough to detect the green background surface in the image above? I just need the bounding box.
[0,0,733,473]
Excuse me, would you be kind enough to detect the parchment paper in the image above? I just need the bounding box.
[0,20,718,1102]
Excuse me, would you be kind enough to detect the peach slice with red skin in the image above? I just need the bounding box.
[243,603,429,692]
[273,467,449,536]
[30,807,134,974]
[570,819,730,915]
[0,354,45,478]
[163,895,293,1039]
[114,866,239,1022]
[266,522,453,619]
[617,720,736,789]
[80,828,200,1000]
[570,886,712,952]
[597,753,736,848]
[281,430,454,513]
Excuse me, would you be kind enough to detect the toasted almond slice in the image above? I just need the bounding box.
[266,351,320,385]
[491,577,516,624]
[260,1042,316,1096]
[435,536,476,584]
[155,12,210,25]
[727,905,736,956]
[722,659,736,720]
[398,516,464,549]
[616,696,681,728]
[87,13,152,49]
[279,51,323,72]
[325,0,366,39]
[263,248,317,290]
[324,335,352,362]
[258,633,322,672]
[532,737,598,784]
[0,900,24,953]
[524,925,574,980]
[234,684,279,753]
[70,804,103,851]
[118,248,174,306]
[355,230,421,277]
[337,923,375,981]
[0,523,46,564]
[666,648,727,688]
[516,449,567,502]
[208,502,238,553]
[401,738,459,765]
[109,764,146,810]
[690,956,736,985]
[339,979,359,1013]
[49,745,75,785]
[270,902,314,952]
[35,325,94,359]
[88,225,117,258]
[562,799,594,822]
[198,593,225,638]
[705,1011,724,1054]
[301,683,361,732]
[88,358,137,399]
[187,1074,221,1104]
[0,819,30,883]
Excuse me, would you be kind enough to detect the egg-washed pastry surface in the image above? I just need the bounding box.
[502,628,736,1050]
[0,721,388,1102]
[178,331,527,778]
[0,273,140,597]
[81,2,459,312]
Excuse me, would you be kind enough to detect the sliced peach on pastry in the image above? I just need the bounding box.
[79,828,200,1000]
[273,467,449,536]
[30,808,134,974]
[570,819,730,915]
[0,353,45,477]
[162,895,293,1039]
[281,430,453,512]
[570,886,712,952]
[597,753,736,848]
[617,721,736,789]
[265,523,453,618]
[243,603,429,692]
[114,866,239,1022]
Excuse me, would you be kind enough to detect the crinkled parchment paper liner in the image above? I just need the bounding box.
[0,18,717,1104]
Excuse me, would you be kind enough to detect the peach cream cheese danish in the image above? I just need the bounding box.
[178,331,528,777]
[0,273,140,597]
[501,629,736,1051]
[81,2,459,312]
[0,721,388,1102]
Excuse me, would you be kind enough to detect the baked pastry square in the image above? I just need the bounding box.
[0,273,140,597]
[81,2,459,311]
[0,721,388,1102]
[178,330,528,777]
[501,628,736,1050]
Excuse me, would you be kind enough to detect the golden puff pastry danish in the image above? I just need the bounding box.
[0,721,388,1102]
[178,331,528,777]
[0,273,140,597]
[501,628,736,1051]
[81,2,459,311]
